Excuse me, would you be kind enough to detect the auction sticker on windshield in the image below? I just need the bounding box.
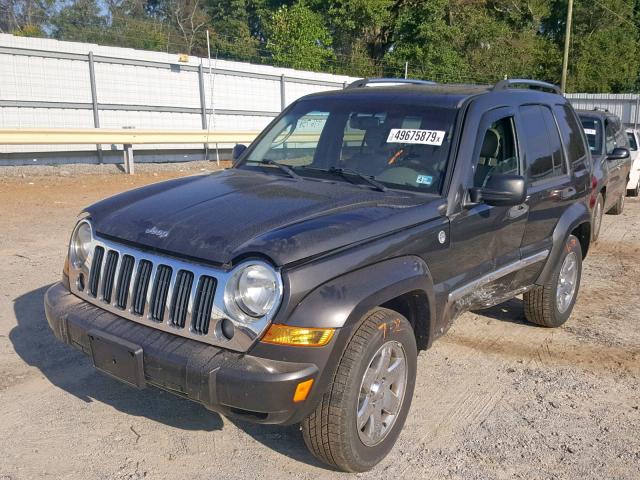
[387,128,445,146]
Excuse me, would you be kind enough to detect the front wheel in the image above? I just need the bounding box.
[628,179,639,197]
[301,308,417,472]
[523,234,582,327]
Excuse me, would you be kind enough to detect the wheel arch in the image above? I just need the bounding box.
[284,255,437,350]
[536,202,591,285]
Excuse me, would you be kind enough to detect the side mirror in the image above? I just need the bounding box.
[232,144,248,160]
[469,174,527,207]
[606,147,630,161]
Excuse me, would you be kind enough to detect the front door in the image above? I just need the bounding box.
[448,107,528,307]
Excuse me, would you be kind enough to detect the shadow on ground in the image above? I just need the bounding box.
[472,297,531,325]
[10,284,324,467]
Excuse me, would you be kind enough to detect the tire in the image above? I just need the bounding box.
[301,308,417,472]
[523,234,582,328]
[608,190,625,215]
[591,193,604,242]
[627,180,639,197]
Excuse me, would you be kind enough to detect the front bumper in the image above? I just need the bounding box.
[45,282,319,424]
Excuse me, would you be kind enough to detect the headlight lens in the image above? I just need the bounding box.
[70,221,92,267]
[228,263,281,318]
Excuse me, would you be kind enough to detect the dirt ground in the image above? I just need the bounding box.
[0,164,638,480]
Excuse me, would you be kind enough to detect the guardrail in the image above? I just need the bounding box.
[0,129,259,174]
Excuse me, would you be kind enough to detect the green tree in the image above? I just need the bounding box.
[385,0,468,81]
[51,0,107,43]
[544,0,639,92]
[265,1,334,71]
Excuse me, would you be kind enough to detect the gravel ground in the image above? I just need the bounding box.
[0,165,638,480]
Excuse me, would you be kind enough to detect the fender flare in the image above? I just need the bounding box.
[536,201,591,285]
[286,255,436,344]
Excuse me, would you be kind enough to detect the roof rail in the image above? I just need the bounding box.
[346,78,436,89]
[493,79,561,95]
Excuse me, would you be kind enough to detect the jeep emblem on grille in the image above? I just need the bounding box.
[145,226,169,238]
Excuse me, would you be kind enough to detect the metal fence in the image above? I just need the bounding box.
[566,93,640,129]
[0,34,356,165]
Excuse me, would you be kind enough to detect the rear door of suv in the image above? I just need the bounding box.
[515,103,576,281]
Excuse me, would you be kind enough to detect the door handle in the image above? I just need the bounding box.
[551,187,576,200]
[561,187,576,199]
[508,203,529,219]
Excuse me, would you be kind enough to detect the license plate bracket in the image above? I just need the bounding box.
[88,329,145,389]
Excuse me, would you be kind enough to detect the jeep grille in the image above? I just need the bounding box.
[69,236,271,352]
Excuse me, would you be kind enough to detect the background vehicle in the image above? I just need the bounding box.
[626,128,640,196]
[577,109,631,241]
[46,79,592,472]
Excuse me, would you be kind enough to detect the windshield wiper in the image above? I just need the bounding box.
[258,159,301,180]
[328,167,387,192]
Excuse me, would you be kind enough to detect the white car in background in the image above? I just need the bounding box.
[627,128,640,196]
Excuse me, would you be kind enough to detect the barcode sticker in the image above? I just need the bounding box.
[386,128,446,146]
[584,128,597,135]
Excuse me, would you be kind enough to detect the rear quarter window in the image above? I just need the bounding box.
[554,104,588,171]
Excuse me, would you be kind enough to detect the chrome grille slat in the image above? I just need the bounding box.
[69,235,280,352]
[150,264,172,322]
[131,259,152,316]
[125,257,140,312]
[170,270,193,328]
[192,275,217,335]
[88,246,104,297]
[102,250,120,304]
[115,254,135,309]
[142,262,158,319]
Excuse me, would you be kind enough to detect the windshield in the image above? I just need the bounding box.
[238,97,458,193]
[579,117,602,153]
[627,131,638,151]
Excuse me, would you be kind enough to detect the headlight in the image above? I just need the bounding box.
[70,220,93,267]
[225,262,282,320]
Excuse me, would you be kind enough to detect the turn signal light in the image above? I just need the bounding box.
[293,379,314,403]
[261,324,335,347]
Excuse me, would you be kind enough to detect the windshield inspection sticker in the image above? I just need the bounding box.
[416,175,433,185]
[584,128,597,136]
[387,128,445,146]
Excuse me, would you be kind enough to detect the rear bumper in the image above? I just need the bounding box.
[45,282,319,424]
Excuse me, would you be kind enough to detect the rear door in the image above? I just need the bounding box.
[516,104,575,269]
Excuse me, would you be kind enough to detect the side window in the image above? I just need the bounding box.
[628,131,638,151]
[553,104,587,169]
[605,120,617,155]
[473,116,519,188]
[519,105,566,184]
[615,121,628,149]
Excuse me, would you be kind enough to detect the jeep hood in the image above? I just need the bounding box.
[87,169,442,266]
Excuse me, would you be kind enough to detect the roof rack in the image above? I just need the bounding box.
[346,78,436,89]
[492,79,561,95]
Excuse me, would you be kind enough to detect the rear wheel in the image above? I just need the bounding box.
[524,235,582,328]
[608,190,625,215]
[301,308,417,472]
[591,193,604,242]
